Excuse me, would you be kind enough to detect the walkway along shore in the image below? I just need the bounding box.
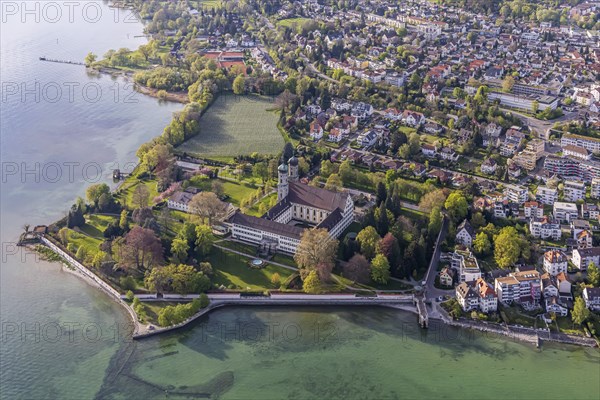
[37,236,598,347]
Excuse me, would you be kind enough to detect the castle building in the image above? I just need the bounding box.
[227,157,354,254]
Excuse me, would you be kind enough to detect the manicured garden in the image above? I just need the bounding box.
[209,247,294,291]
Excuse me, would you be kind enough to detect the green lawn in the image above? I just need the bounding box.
[66,229,102,254]
[177,95,284,158]
[277,17,312,28]
[209,247,294,291]
[189,178,257,207]
[79,215,117,238]
[114,178,159,209]
[199,0,221,9]
[246,192,277,216]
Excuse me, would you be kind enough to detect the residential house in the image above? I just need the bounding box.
[402,110,425,127]
[536,186,558,205]
[451,249,482,283]
[310,121,324,140]
[494,270,542,310]
[167,187,201,213]
[592,178,600,199]
[481,158,498,175]
[571,247,600,270]
[553,202,579,223]
[563,180,586,202]
[543,250,568,276]
[439,267,455,287]
[582,287,600,311]
[581,204,599,222]
[524,201,544,219]
[456,219,476,248]
[529,216,561,240]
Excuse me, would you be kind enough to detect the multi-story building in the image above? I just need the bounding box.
[561,133,600,154]
[563,180,586,202]
[504,184,528,204]
[543,250,568,276]
[451,249,482,283]
[455,278,498,313]
[228,158,354,254]
[583,287,600,311]
[456,219,475,248]
[536,186,558,205]
[524,201,544,219]
[494,270,542,310]
[544,155,600,183]
[591,178,600,199]
[529,216,561,240]
[553,202,579,223]
[571,247,600,270]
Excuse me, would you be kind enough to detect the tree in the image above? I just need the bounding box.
[171,237,189,263]
[132,184,150,209]
[375,202,390,236]
[210,180,224,198]
[271,272,281,286]
[119,210,129,230]
[502,75,515,92]
[67,204,85,228]
[378,233,401,270]
[587,262,600,287]
[324,173,343,191]
[119,226,163,270]
[84,52,97,66]
[419,189,447,212]
[532,100,539,114]
[473,232,491,256]
[428,206,443,235]
[444,192,468,223]
[303,270,321,294]
[194,224,213,256]
[344,254,371,284]
[356,226,380,260]
[58,227,69,245]
[371,254,391,284]
[494,226,525,269]
[189,192,228,225]
[233,75,245,95]
[252,162,269,183]
[145,264,210,294]
[86,183,110,206]
[376,181,387,206]
[572,297,590,325]
[294,229,338,279]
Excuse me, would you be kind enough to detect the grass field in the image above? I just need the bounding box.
[177,95,284,158]
[277,17,312,28]
[189,178,257,207]
[209,247,294,290]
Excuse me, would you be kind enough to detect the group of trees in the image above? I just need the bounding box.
[157,295,210,327]
[294,229,339,293]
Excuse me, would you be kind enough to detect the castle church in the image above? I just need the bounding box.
[227,156,355,254]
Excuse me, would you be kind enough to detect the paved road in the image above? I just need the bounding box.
[423,214,453,300]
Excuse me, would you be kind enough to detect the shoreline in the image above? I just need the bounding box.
[33,239,600,348]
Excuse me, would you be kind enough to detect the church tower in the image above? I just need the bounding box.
[277,162,289,201]
[288,156,299,182]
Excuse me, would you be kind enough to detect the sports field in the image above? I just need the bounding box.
[177,95,284,158]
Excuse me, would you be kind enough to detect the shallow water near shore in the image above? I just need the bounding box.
[99,306,599,400]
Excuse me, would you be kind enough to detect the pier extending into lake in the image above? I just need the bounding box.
[39,57,85,66]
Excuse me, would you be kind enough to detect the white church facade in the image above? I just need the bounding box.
[227,156,355,254]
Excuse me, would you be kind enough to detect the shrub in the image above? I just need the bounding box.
[125,290,135,302]
[120,276,137,291]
